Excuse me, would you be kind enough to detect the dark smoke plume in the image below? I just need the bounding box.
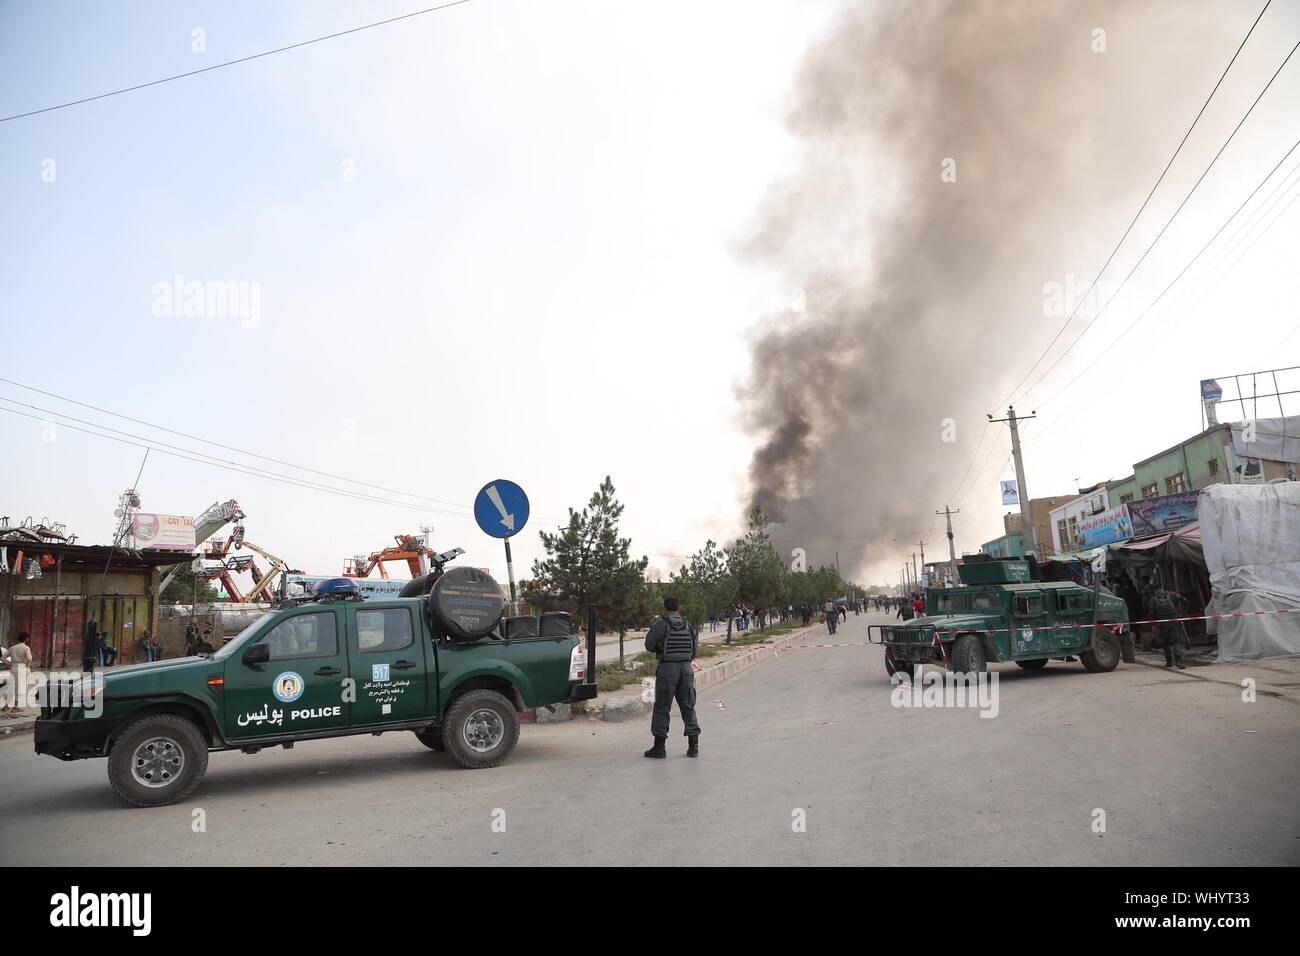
[739,0,1223,579]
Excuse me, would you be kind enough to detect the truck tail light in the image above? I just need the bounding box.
[568,643,586,681]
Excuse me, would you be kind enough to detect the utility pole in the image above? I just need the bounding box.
[990,405,1038,556]
[911,552,918,585]
[914,538,927,569]
[936,507,960,562]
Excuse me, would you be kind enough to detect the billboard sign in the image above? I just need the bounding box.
[1126,491,1199,537]
[1075,503,1133,549]
[1000,480,1019,505]
[131,513,195,551]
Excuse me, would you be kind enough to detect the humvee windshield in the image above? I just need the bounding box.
[935,593,967,613]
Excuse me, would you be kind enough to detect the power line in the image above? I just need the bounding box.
[0,1,472,123]
[1039,132,1300,408]
[0,377,467,508]
[992,0,1275,410]
[0,403,468,518]
[0,394,479,517]
[944,421,990,505]
[1021,39,1300,405]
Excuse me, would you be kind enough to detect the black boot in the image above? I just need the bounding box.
[686,735,699,758]
[643,736,666,759]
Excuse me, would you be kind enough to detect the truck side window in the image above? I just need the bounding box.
[356,608,414,653]
[1015,595,1045,616]
[1056,592,1090,613]
[972,591,999,610]
[257,613,338,661]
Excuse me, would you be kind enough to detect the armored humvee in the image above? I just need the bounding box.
[868,556,1129,678]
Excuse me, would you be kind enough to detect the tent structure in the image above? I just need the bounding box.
[1200,482,1300,661]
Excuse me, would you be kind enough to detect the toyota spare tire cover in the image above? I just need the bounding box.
[429,566,506,640]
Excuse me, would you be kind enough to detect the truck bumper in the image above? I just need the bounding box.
[568,682,598,702]
[34,716,120,761]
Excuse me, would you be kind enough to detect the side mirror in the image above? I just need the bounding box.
[244,643,270,666]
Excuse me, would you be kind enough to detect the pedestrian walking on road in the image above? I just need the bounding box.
[643,596,700,759]
[1145,582,1188,669]
[824,601,838,635]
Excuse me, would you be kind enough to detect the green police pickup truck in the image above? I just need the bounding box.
[868,557,1131,678]
[35,559,596,807]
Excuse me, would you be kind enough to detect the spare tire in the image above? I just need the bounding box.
[429,566,506,640]
[398,574,434,598]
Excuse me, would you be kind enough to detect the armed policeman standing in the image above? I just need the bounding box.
[643,596,701,759]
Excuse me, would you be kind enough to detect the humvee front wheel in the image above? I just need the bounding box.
[1079,632,1121,673]
[1015,658,1048,671]
[884,652,914,680]
[950,635,986,674]
[441,689,520,769]
[107,714,209,808]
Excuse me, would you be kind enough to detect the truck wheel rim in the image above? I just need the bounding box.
[463,709,504,753]
[1097,637,1117,666]
[131,736,185,789]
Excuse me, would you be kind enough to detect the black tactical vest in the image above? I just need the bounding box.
[660,615,694,662]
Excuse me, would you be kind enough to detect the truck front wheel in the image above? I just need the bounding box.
[884,651,914,680]
[441,690,520,769]
[107,714,209,808]
[950,635,987,675]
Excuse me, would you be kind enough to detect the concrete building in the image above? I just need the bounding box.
[1001,494,1077,557]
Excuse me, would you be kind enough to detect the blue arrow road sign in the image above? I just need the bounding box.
[474,480,530,539]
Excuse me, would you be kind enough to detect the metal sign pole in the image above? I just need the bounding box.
[503,536,518,615]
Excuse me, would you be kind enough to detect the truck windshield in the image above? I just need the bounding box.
[934,593,967,613]
[211,612,274,660]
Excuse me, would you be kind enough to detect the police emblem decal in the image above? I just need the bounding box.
[272,671,305,703]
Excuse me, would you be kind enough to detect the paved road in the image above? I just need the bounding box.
[3,611,1298,866]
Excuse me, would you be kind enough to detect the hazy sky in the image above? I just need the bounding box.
[2,0,1298,590]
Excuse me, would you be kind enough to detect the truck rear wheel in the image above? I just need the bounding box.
[413,730,446,752]
[1080,632,1121,673]
[441,689,519,769]
[107,714,209,808]
[1015,658,1048,670]
[950,635,986,674]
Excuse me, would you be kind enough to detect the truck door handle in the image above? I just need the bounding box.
[314,666,341,676]
[393,660,417,670]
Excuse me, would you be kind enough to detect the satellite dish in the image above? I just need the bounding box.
[114,508,123,517]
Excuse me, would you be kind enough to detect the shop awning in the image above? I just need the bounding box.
[1122,534,1171,551]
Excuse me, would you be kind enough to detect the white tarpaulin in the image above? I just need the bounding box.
[1200,482,1300,661]
[1229,415,1300,465]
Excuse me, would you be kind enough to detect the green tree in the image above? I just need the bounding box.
[726,504,786,631]
[531,476,649,631]
[160,561,218,605]
[671,539,737,630]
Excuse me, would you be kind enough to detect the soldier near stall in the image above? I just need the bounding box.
[643,596,701,759]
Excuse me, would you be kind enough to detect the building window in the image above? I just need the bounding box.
[1120,493,1134,504]
[1141,482,1158,498]
[1166,473,1187,494]
[1067,516,1078,547]
[1056,519,1068,550]
[1208,457,1219,477]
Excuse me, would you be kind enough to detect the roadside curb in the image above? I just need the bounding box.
[1130,654,1300,706]
[586,622,825,722]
